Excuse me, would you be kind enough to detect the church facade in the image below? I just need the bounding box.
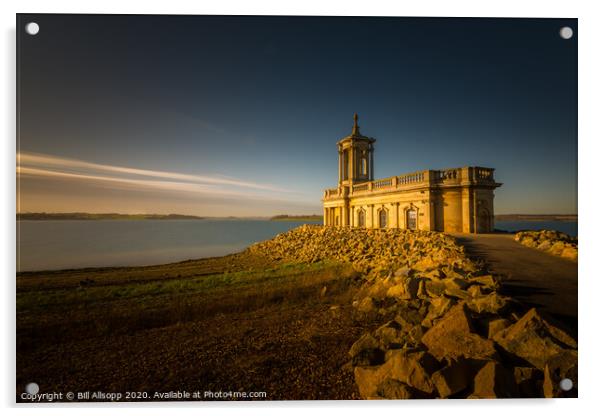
[322,115,502,233]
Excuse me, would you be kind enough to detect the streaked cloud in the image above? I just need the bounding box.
[17,152,316,206]
[18,152,288,192]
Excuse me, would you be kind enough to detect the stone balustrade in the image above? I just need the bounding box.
[373,178,393,189]
[353,183,369,192]
[323,166,497,200]
[323,188,339,198]
[475,167,494,181]
[398,171,426,185]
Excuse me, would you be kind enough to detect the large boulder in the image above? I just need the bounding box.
[493,308,576,370]
[349,333,379,357]
[378,379,429,399]
[367,279,392,298]
[425,279,447,297]
[354,349,440,399]
[421,303,498,361]
[386,277,422,300]
[421,296,456,328]
[468,275,500,290]
[386,284,409,299]
[467,292,510,314]
[393,301,429,326]
[374,320,407,350]
[385,349,439,394]
[349,333,385,366]
[470,361,519,398]
[354,365,385,399]
[487,318,511,339]
[431,358,474,398]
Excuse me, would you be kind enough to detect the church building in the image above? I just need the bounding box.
[322,115,502,233]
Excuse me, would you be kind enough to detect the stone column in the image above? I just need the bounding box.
[400,205,406,229]
[369,145,374,180]
[390,203,398,228]
[422,194,432,231]
[461,187,472,233]
[347,149,351,181]
[489,193,495,233]
[345,205,350,227]
[473,188,478,234]
[428,200,435,231]
[338,150,342,184]
[323,207,328,226]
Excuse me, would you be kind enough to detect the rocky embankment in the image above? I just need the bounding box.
[514,230,577,261]
[248,225,577,399]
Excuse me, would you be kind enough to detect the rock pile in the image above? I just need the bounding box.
[351,299,577,398]
[514,230,577,261]
[248,225,475,277]
[249,225,578,399]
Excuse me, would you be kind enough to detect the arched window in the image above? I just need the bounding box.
[379,209,388,229]
[357,209,366,228]
[406,209,417,230]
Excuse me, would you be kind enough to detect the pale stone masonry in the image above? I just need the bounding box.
[322,114,502,233]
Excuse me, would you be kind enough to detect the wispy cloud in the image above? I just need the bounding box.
[18,152,287,192]
[17,152,311,204]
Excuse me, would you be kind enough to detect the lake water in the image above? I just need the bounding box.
[494,220,577,237]
[17,219,577,272]
[17,219,321,272]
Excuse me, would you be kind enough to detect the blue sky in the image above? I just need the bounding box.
[17,15,577,215]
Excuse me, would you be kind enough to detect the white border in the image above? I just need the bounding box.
[2,1,601,415]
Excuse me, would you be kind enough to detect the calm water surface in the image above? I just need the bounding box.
[17,219,320,272]
[494,220,577,237]
[17,219,576,272]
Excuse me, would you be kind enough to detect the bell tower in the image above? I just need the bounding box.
[337,113,376,187]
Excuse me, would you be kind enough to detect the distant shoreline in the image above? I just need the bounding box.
[16,212,326,222]
[495,214,577,222]
[269,215,323,222]
[16,213,206,221]
[17,213,575,222]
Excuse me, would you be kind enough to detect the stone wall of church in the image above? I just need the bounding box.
[350,195,426,230]
[323,186,496,233]
[324,188,431,231]
[439,188,464,233]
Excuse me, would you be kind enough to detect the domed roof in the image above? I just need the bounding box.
[338,113,376,144]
